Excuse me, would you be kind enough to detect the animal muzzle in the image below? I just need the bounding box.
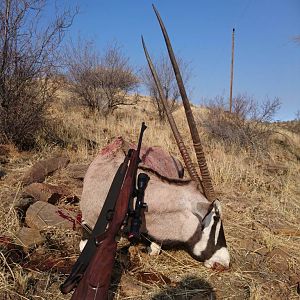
[203,246,230,270]
[212,262,230,272]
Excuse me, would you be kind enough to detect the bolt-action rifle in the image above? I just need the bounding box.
[60,122,149,299]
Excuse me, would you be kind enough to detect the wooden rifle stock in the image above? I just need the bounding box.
[70,122,147,300]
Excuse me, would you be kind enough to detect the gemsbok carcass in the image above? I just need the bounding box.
[80,5,230,270]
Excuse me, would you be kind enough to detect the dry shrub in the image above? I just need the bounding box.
[0,80,56,150]
[0,0,75,150]
[66,41,139,116]
[141,53,191,121]
[203,95,281,152]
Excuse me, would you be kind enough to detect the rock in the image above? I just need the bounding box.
[15,227,44,250]
[14,197,36,221]
[25,201,81,231]
[22,155,70,185]
[66,164,89,180]
[22,182,79,204]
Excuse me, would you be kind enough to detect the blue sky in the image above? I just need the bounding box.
[48,1,299,121]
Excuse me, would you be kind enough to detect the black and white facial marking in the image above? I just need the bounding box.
[191,200,230,269]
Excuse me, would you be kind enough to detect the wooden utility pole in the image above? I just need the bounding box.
[229,28,235,113]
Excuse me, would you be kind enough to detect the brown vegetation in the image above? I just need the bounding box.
[0,0,75,150]
[65,41,139,116]
[141,53,191,121]
[202,94,281,152]
[0,87,299,299]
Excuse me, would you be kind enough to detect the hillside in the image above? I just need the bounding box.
[0,92,299,300]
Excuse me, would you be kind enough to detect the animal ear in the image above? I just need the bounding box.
[213,200,222,217]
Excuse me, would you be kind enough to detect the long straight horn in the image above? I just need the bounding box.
[152,4,216,202]
[141,36,203,188]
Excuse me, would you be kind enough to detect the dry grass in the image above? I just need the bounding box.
[0,91,299,299]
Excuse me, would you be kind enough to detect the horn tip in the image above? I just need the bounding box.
[152,3,159,16]
[141,36,146,49]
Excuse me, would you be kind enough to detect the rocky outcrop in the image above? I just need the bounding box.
[25,201,81,231]
[15,227,45,251]
[22,155,70,185]
[22,182,79,204]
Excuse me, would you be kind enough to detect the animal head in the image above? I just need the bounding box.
[141,5,230,269]
[190,200,229,269]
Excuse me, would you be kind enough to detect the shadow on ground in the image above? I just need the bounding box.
[152,276,216,300]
